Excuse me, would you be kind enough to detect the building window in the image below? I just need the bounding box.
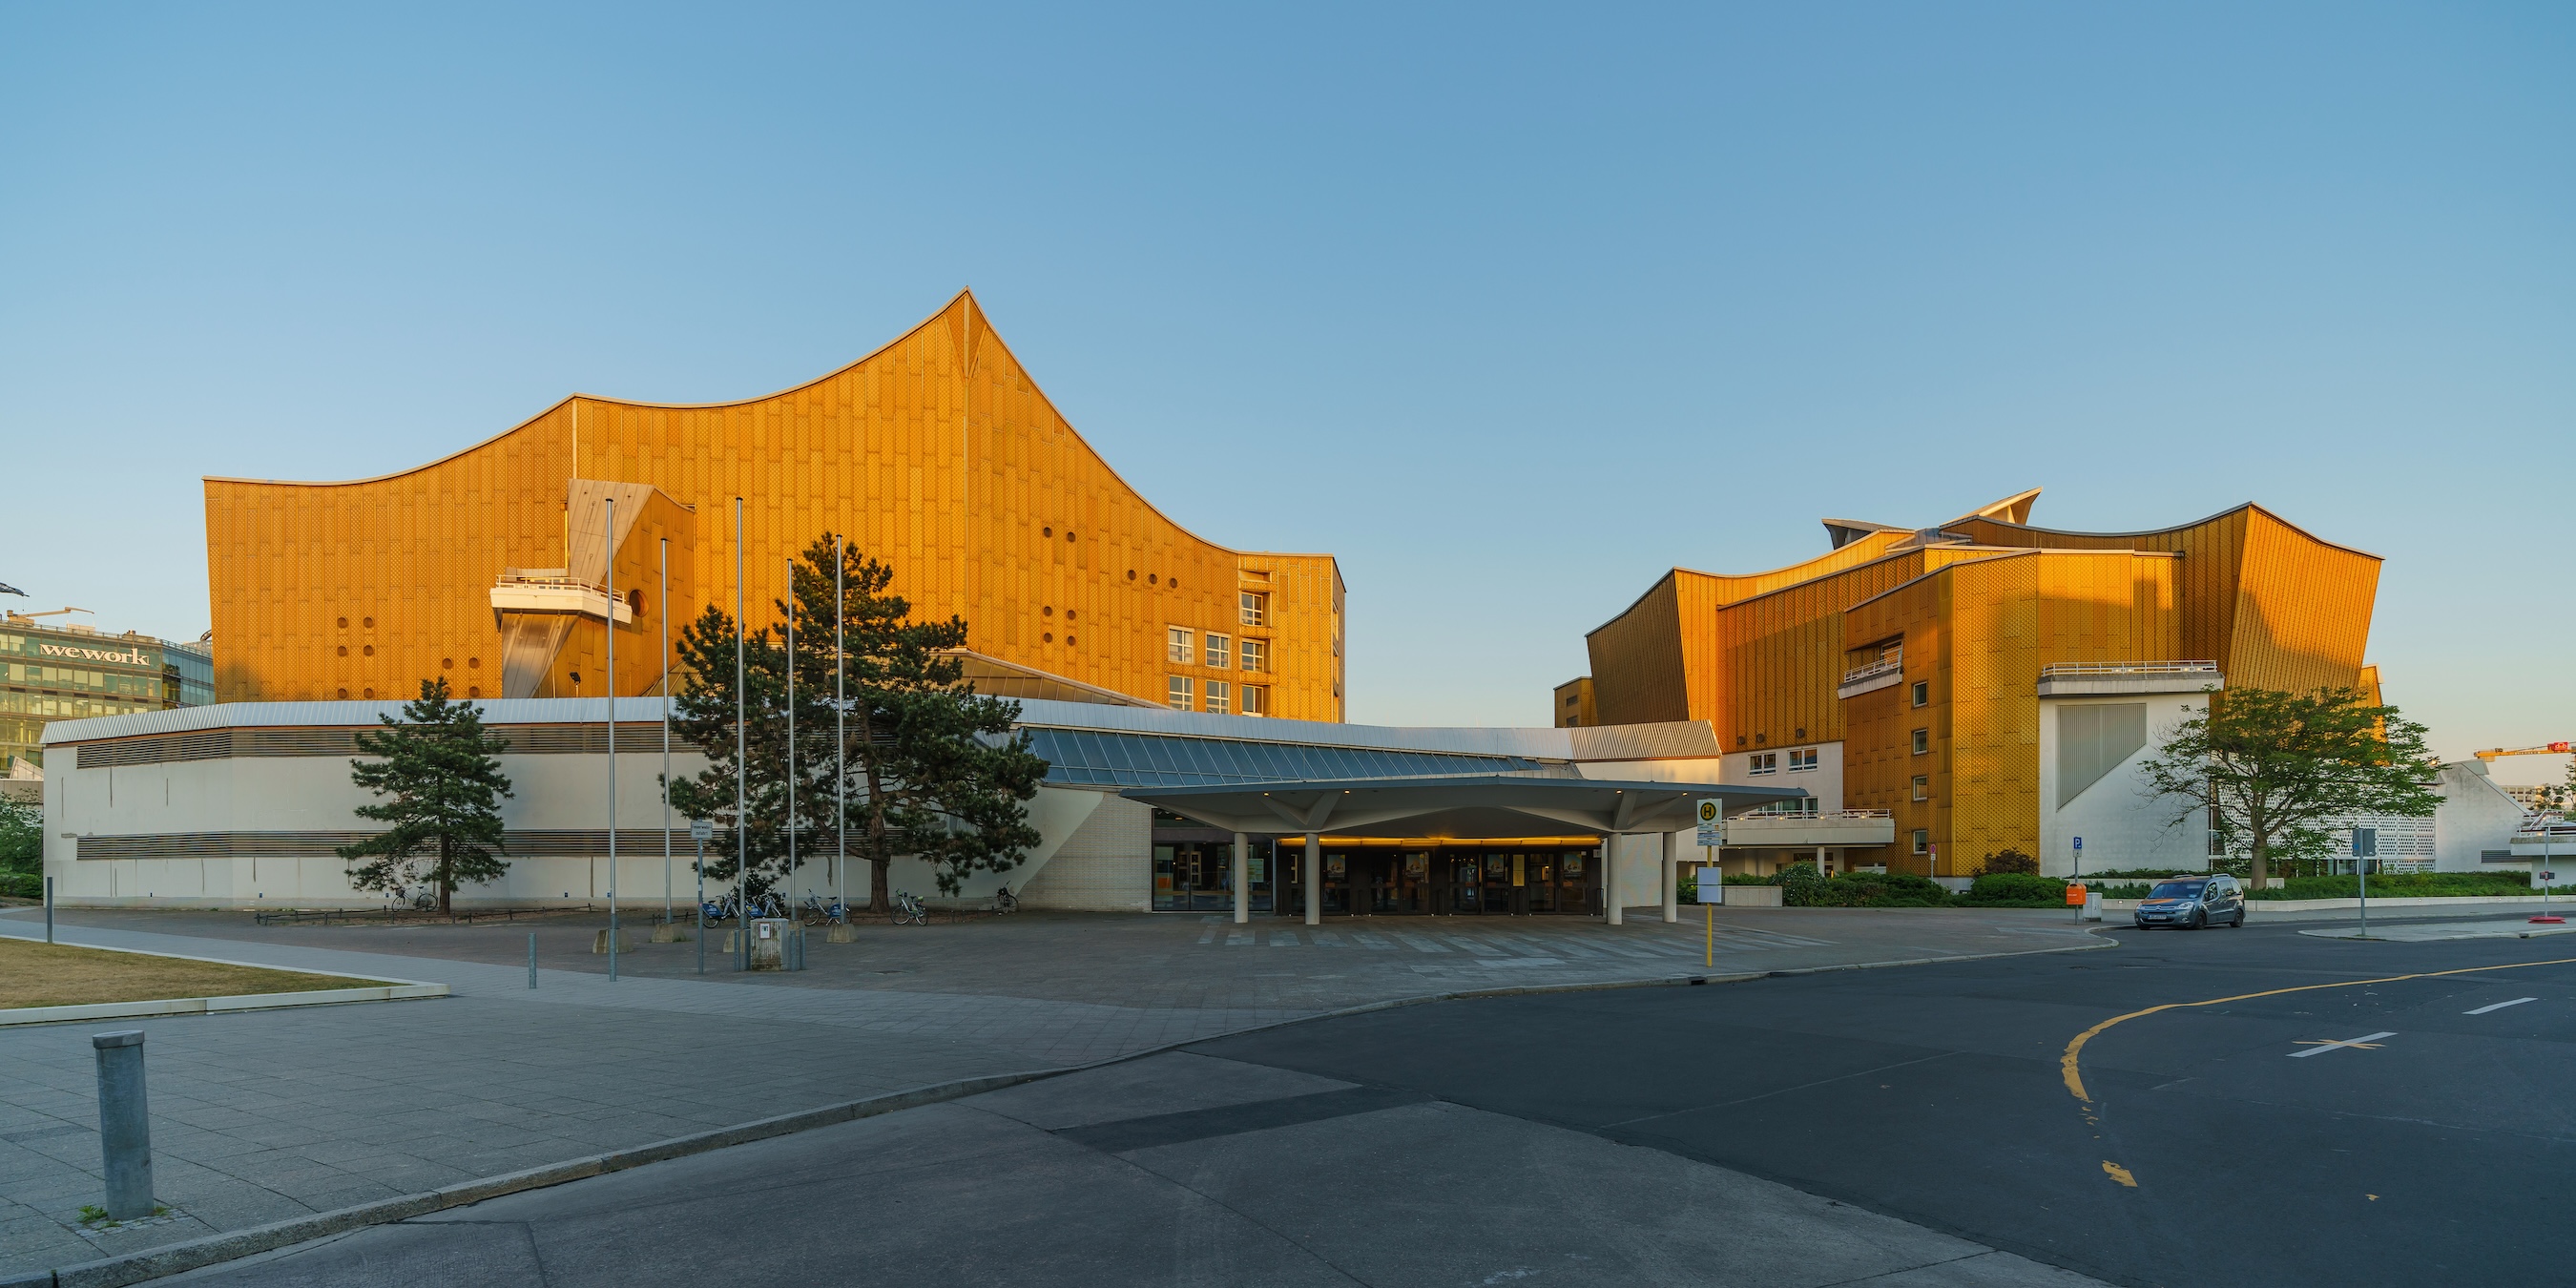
[1911,680,1928,707]
[1911,728,1929,755]
[1912,775,1929,801]
[1205,680,1231,715]
[1239,639,1267,674]
[1167,675,1194,710]
[1748,752,1778,776]
[1241,685,1267,717]
[1204,633,1231,670]
[1167,627,1194,665]
[1239,592,1268,627]
[1788,748,1818,772]
[1911,829,1929,855]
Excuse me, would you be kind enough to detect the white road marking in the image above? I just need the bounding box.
[2464,997,2537,1015]
[1271,931,1298,946]
[2288,1031,2397,1058]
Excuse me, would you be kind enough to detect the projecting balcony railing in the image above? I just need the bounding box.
[2038,661,2220,679]
[2035,660,2221,696]
[488,570,633,625]
[1837,652,1904,699]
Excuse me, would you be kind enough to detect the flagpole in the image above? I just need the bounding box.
[786,557,799,918]
[734,496,746,970]
[659,536,672,928]
[835,534,845,921]
[604,496,617,982]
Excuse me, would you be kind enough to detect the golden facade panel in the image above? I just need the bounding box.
[1580,490,2379,874]
[204,294,1343,719]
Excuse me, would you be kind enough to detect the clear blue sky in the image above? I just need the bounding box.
[4,3,2568,773]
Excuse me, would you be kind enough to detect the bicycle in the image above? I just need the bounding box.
[800,894,850,925]
[889,890,927,926]
[991,885,1019,915]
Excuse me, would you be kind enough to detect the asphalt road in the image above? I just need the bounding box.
[148,915,2574,1286]
[1192,914,2576,1286]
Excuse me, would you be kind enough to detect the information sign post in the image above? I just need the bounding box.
[1695,800,1722,966]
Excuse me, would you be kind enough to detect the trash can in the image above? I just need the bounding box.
[2083,891,2102,922]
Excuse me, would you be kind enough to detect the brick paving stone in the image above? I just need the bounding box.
[0,903,2098,1276]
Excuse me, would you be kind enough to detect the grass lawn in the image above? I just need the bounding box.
[0,939,393,1009]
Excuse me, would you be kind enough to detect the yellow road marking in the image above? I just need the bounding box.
[2060,955,2576,1105]
[2102,1161,2136,1187]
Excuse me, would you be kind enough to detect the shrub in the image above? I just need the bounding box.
[1959,872,2068,906]
[2249,871,2541,901]
[1805,871,1951,908]
[1977,848,2039,876]
[0,872,39,900]
[1779,863,1828,906]
[1723,872,1781,885]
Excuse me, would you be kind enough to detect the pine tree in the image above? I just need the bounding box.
[665,535,1047,911]
[2135,686,2441,889]
[338,678,514,914]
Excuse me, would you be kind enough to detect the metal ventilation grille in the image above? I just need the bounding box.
[73,828,697,862]
[68,722,673,766]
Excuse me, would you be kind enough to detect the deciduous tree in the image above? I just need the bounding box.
[2134,686,2440,889]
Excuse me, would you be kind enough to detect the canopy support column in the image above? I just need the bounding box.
[1604,835,1622,925]
[1232,833,1249,924]
[1303,833,1320,926]
[1661,830,1679,924]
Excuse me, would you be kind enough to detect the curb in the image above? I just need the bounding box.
[18,933,2110,1286]
[0,986,449,1028]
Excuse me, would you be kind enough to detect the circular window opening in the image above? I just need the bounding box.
[1066,531,1076,543]
[337,616,348,629]
[337,688,349,699]
[336,645,348,657]
[363,688,375,699]
[1042,527,1052,538]
[363,645,375,657]
[443,657,454,670]
[467,686,481,698]
[468,657,481,669]
[1065,635,1076,647]
[363,616,374,629]
[1043,632,1053,643]
[1127,570,1136,580]
[1042,606,1053,616]
[1066,609,1077,621]
[1148,573,1158,585]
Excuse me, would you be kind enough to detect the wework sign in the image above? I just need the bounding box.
[35,642,152,667]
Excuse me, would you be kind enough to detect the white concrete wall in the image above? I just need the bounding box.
[2038,694,2211,877]
[1710,742,1843,809]
[41,742,1152,911]
[2432,760,2529,872]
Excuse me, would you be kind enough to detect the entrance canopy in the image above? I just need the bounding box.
[1122,775,1808,839]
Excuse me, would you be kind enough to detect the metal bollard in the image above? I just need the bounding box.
[528,932,537,989]
[46,875,55,945]
[93,1030,154,1219]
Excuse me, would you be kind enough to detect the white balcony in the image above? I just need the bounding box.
[2036,660,2221,696]
[1838,656,1904,699]
[1722,809,1896,848]
[488,570,633,628]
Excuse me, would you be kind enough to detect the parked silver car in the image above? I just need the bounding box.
[2132,875,2245,930]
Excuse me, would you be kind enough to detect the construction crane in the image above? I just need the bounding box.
[2476,742,2573,762]
[1,605,93,623]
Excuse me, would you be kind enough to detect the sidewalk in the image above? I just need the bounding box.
[0,904,2101,1277]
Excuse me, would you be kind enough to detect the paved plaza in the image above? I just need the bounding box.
[0,904,2104,1278]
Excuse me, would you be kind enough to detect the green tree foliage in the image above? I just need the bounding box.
[667,535,1047,911]
[1977,847,2039,876]
[2134,686,2441,890]
[0,798,40,876]
[336,679,514,913]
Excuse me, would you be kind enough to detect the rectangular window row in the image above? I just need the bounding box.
[1168,628,1267,673]
[1168,675,1268,716]
[1747,747,1820,776]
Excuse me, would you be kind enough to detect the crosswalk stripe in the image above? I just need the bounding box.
[1395,934,1449,953]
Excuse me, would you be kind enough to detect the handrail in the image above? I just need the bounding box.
[2038,660,2219,678]
[1839,656,1903,686]
[1735,808,1893,821]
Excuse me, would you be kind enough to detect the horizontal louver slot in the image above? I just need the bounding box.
[74,829,701,862]
[67,722,674,765]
